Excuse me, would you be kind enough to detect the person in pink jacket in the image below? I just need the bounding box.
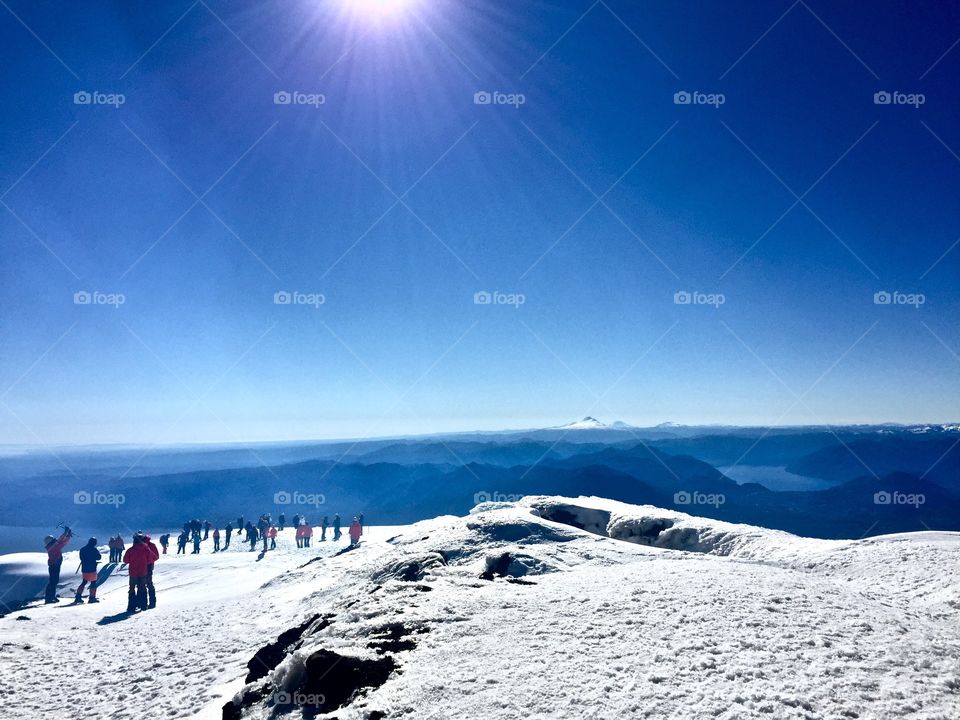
[268,526,277,550]
[348,517,362,547]
[43,527,72,603]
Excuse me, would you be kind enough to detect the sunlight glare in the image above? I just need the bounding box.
[342,0,418,20]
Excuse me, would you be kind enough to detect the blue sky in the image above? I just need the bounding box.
[1,0,959,445]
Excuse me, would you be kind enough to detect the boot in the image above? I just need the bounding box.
[127,592,137,613]
[73,593,83,604]
[88,596,99,604]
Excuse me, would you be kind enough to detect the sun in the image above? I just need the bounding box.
[342,0,418,20]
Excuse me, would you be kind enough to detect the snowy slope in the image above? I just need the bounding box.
[2,499,959,720]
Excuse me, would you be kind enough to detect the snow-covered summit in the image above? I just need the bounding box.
[3,497,959,720]
[553,416,607,430]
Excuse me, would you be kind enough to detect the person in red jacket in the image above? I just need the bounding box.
[268,525,277,550]
[303,522,313,548]
[123,534,153,612]
[348,517,362,547]
[142,532,160,609]
[43,527,72,603]
[295,523,305,549]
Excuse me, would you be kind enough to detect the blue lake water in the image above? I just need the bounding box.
[719,466,835,492]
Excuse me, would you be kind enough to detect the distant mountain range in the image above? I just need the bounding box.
[1,421,958,541]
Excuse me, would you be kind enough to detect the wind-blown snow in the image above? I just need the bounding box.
[2,497,959,720]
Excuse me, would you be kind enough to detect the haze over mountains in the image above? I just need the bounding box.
[2,419,958,548]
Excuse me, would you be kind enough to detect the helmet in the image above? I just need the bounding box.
[43,535,55,547]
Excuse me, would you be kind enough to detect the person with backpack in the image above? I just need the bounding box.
[247,522,257,551]
[333,514,341,541]
[143,533,160,609]
[224,522,233,549]
[123,534,152,613]
[43,527,72,603]
[116,534,126,564]
[74,537,102,604]
[159,533,170,554]
[321,516,329,541]
[259,515,269,552]
[177,530,188,555]
[213,527,221,552]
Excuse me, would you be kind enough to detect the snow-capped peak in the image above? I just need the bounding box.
[555,416,606,430]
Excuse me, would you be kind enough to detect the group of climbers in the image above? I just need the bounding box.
[107,535,125,563]
[39,511,366,609]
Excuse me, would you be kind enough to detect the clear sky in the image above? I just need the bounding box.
[1,0,958,445]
